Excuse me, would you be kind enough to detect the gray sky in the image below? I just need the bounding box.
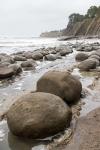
[0,0,100,37]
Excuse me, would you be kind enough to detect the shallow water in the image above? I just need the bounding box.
[0,37,68,54]
[0,50,76,114]
[0,38,100,150]
[0,38,77,150]
[0,120,48,150]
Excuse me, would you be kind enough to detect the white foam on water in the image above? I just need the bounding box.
[32,145,47,150]
[0,130,5,139]
[14,87,22,90]
[0,120,6,141]
[0,37,99,54]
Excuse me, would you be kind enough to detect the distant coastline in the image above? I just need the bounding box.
[40,30,63,38]
[40,5,100,38]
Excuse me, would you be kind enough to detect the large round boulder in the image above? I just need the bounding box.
[36,71,82,103]
[21,60,36,70]
[7,92,72,139]
[23,52,33,59]
[60,49,73,56]
[75,53,88,61]
[0,64,22,79]
[90,49,100,57]
[45,54,56,61]
[89,55,100,61]
[0,66,14,79]
[14,55,27,61]
[21,60,35,67]
[78,59,97,71]
[0,55,15,64]
[9,64,22,75]
[32,52,43,60]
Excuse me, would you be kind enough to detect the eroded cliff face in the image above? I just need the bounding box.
[62,17,100,37]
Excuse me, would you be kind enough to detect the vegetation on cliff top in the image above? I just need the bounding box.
[69,6,100,25]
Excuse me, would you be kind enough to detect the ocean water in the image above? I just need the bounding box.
[0,37,66,54]
[0,37,100,54]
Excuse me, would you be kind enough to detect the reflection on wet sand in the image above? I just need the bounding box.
[8,132,48,150]
[0,120,48,150]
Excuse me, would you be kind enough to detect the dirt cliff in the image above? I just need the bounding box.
[62,17,100,37]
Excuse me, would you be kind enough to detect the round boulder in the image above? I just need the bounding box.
[9,64,22,75]
[7,92,72,139]
[23,52,33,59]
[36,71,82,103]
[0,66,14,79]
[14,55,27,61]
[0,55,15,64]
[21,60,36,71]
[45,54,56,61]
[32,52,43,60]
[60,49,73,56]
[89,55,100,61]
[75,53,88,61]
[78,59,97,71]
[21,60,35,68]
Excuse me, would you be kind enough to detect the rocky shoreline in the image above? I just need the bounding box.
[0,39,100,150]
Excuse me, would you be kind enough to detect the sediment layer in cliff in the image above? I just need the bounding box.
[62,17,100,37]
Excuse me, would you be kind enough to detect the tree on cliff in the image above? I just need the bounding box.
[68,6,100,24]
[97,6,100,16]
[86,6,98,18]
[69,13,84,24]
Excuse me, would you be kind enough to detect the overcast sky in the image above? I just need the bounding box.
[0,0,100,37]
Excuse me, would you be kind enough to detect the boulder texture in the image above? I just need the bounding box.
[60,49,73,56]
[21,61,33,67]
[14,55,27,61]
[0,65,22,79]
[32,52,43,60]
[0,66,14,79]
[75,53,89,61]
[45,54,56,61]
[7,92,72,139]
[78,59,97,71]
[23,52,33,59]
[0,54,15,64]
[37,71,82,103]
[89,54,100,61]
[9,64,22,75]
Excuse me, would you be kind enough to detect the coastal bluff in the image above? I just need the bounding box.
[40,17,100,38]
[40,6,100,38]
[62,17,100,37]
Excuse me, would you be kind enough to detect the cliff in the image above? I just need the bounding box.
[40,5,100,38]
[62,17,100,37]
